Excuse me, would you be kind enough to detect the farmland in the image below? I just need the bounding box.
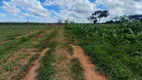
[1,0,142,80]
[0,22,141,80]
[66,21,142,80]
[0,24,46,42]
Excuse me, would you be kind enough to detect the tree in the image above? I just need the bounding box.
[92,10,102,23]
[58,19,62,25]
[70,20,75,24]
[87,15,97,24]
[88,10,109,23]
[113,16,119,22]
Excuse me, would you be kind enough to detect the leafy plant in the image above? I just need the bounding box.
[65,22,142,80]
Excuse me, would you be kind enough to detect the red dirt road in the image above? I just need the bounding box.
[72,45,107,80]
[22,48,49,80]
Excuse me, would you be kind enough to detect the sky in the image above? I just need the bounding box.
[0,0,142,23]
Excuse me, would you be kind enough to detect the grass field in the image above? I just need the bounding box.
[0,24,45,42]
[66,23,142,80]
[0,23,141,80]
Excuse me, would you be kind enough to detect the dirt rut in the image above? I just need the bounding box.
[72,45,107,80]
[22,48,49,80]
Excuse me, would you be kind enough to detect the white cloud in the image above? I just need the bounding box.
[96,0,142,22]
[10,0,50,17]
[1,0,52,22]
[1,0,142,23]
[44,0,97,23]
[2,1,20,15]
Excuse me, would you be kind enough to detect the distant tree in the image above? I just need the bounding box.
[70,20,75,24]
[93,19,97,24]
[58,19,62,25]
[92,10,109,23]
[65,19,69,28]
[87,15,97,24]
[113,16,120,22]
[92,10,102,23]
[65,19,69,24]
[105,20,114,23]
[88,10,109,23]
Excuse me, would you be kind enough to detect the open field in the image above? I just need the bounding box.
[0,0,142,80]
[0,23,141,80]
[0,24,46,42]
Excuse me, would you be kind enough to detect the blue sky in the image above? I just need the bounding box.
[0,0,142,23]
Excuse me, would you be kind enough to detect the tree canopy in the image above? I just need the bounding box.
[88,10,109,24]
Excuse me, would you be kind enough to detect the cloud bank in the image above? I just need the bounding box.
[0,0,142,23]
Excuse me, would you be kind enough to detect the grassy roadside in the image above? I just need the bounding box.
[0,29,50,80]
[12,53,40,80]
[35,28,58,80]
[0,30,45,65]
[11,28,57,80]
[35,29,57,50]
[64,26,85,80]
[70,58,85,80]
[37,42,57,80]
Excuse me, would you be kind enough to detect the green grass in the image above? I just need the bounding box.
[17,53,29,59]
[70,58,85,80]
[0,24,46,42]
[66,23,142,80]
[0,25,56,80]
[12,53,40,80]
[20,36,29,41]
[35,29,57,50]
[37,42,57,80]
[34,28,58,80]
[6,61,18,71]
[36,28,58,80]
[0,30,45,65]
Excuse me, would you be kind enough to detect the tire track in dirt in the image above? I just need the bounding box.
[22,48,49,80]
[0,29,52,80]
[72,45,107,80]
[0,29,51,80]
[0,48,38,80]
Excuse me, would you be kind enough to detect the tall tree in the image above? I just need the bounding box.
[88,10,109,23]
[92,10,102,23]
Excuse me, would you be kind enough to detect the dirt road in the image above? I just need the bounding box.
[72,45,107,80]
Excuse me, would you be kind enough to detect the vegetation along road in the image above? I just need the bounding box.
[0,22,141,80]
